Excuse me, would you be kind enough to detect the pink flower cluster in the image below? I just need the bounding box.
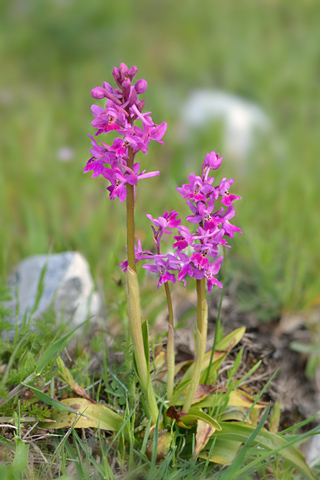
[84,63,167,202]
[127,152,242,292]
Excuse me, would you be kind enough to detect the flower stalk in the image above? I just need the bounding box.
[182,278,208,413]
[126,267,158,423]
[126,146,136,272]
[164,282,175,401]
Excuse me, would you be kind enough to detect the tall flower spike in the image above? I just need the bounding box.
[84,63,167,204]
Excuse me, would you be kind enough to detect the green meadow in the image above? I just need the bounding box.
[1,0,320,312]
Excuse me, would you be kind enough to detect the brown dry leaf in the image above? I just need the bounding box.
[47,398,123,431]
[192,384,227,404]
[166,406,189,428]
[194,419,215,458]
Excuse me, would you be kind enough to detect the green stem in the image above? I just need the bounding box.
[126,268,159,424]
[182,278,208,413]
[125,148,158,423]
[164,282,175,401]
[126,146,136,272]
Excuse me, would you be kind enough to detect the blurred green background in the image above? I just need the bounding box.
[1,0,319,319]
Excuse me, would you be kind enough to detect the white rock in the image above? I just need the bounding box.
[56,146,75,162]
[180,89,270,160]
[4,252,101,335]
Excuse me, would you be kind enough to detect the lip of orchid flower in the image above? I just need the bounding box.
[173,225,194,251]
[83,158,106,177]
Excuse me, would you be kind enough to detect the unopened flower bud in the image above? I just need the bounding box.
[135,79,147,94]
[122,78,131,90]
[112,67,120,80]
[128,66,138,79]
[119,63,128,81]
[91,86,106,99]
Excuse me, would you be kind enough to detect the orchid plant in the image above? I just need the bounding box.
[82,63,318,478]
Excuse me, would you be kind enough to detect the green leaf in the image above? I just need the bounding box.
[22,384,88,417]
[46,398,123,431]
[214,421,318,480]
[169,378,192,406]
[218,404,271,478]
[182,409,222,431]
[199,437,241,465]
[0,435,15,451]
[290,341,320,355]
[9,438,29,473]
[141,319,150,372]
[215,327,246,351]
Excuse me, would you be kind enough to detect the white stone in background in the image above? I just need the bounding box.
[180,89,270,160]
[4,252,101,334]
[56,146,75,162]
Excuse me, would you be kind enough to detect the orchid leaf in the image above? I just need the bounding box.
[44,398,123,431]
[141,319,150,373]
[199,437,241,465]
[213,421,318,480]
[196,389,268,410]
[219,407,246,422]
[182,409,221,431]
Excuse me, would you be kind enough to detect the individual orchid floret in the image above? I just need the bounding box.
[186,197,222,231]
[84,158,106,178]
[204,256,224,292]
[190,236,221,269]
[147,211,181,253]
[143,256,178,288]
[202,151,223,173]
[218,177,242,206]
[166,252,191,287]
[177,174,213,202]
[220,205,243,238]
[90,104,124,135]
[119,239,153,272]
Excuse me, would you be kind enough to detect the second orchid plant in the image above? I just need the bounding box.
[84,63,242,424]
